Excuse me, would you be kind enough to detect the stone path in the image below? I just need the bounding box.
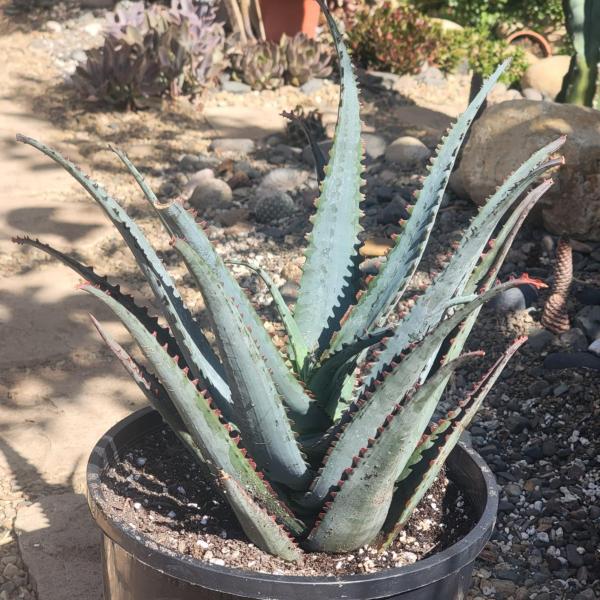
[0,24,145,599]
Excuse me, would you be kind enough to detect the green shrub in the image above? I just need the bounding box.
[412,0,564,31]
[348,2,444,75]
[348,3,527,85]
[438,27,529,85]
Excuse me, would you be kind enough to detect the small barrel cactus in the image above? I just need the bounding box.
[14,1,564,562]
[254,191,296,223]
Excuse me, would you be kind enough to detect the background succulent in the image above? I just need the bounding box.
[74,0,225,107]
[72,35,166,110]
[283,32,333,86]
[231,39,286,90]
[348,2,442,75]
[17,2,564,561]
[557,0,600,107]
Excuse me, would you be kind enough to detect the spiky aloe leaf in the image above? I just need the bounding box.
[308,327,392,408]
[15,135,230,414]
[12,236,184,365]
[379,337,526,549]
[110,146,326,432]
[442,178,556,371]
[466,177,557,294]
[89,315,210,468]
[97,334,304,563]
[219,472,303,562]
[225,260,309,377]
[361,138,564,391]
[173,238,312,490]
[293,0,364,355]
[416,178,557,421]
[328,61,510,354]
[81,283,305,537]
[304,352,482,552]
[302,279,525,508]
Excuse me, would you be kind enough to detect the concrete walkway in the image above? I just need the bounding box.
[0,27,145,600]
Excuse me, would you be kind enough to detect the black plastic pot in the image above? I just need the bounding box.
[87,407,499,600]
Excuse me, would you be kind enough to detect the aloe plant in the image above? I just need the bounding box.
[13,1,563,561]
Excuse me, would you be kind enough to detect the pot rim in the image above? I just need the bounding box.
[87,407,498,599]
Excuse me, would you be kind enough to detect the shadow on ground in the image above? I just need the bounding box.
[0,438,104,600]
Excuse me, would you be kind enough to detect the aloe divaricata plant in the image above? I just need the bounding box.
[13,1,564,561]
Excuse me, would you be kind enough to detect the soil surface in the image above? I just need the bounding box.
[99,426,475,576]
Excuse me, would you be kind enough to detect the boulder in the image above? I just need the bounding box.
[385,136,431,165]
[520,55,570,100]
[450,100,600,240]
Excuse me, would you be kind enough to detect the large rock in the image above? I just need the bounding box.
[520,55,570,100]
[451,100,600,240]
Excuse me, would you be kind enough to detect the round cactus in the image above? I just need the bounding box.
[254,191,296,223]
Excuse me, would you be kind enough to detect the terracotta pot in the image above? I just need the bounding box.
[506,29,553,58]
[260,0,321,41]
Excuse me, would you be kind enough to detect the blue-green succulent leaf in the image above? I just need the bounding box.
[303,279,524,508]
[111,145,326,433]
[219,472,303,561]
[304,352,483,552]
[81,284,304,536]
[13,236,184,364]
[380,337,526,548]
[361,138,564,390]
[293,0,364,355]
[15,135,230,414]
[89,315,210,468]
[173,238,312,490]
[226,260,309,377]
[329,60,510,353]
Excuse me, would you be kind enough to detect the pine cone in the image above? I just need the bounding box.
[541,238,572,334]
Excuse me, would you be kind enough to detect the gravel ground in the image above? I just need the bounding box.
[1,3,599,599]
[0,469,35,600]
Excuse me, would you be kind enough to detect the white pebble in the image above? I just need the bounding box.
[135,457,147,467]
[133,502,142,511]
[209,558,225,566]
[196,539,210,549]
[168,511,176,518]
